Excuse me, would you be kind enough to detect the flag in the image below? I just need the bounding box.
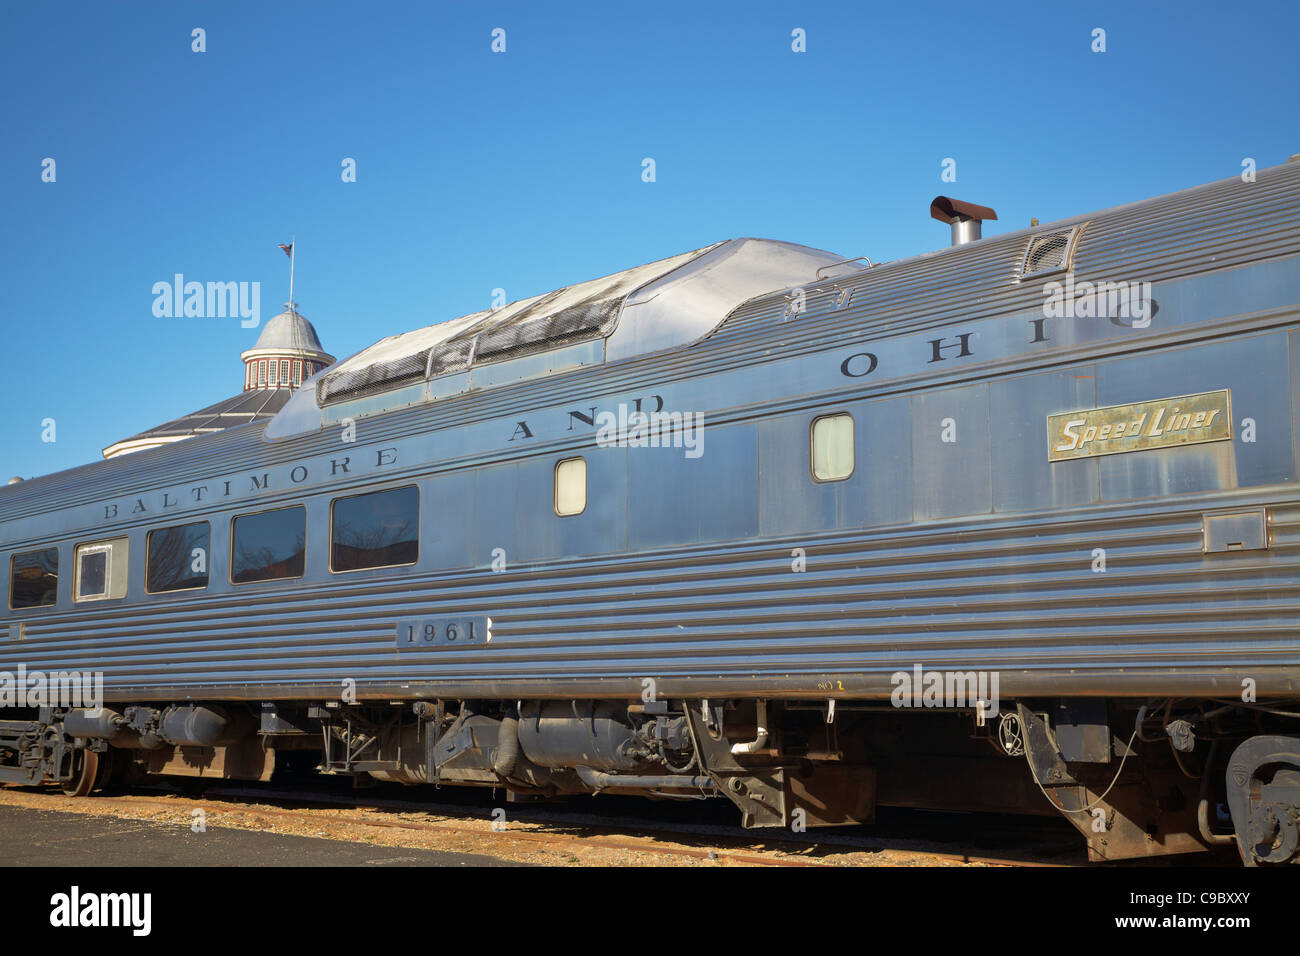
[279,242,293,257]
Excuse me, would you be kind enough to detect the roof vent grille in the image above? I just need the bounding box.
[1019,225,1085,279]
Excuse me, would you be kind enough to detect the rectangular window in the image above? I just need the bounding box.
[292,360,302,385]
[73,537,129,602]
[554,457,587,516]
[811,413,855,482]
[231,506,306,584]
[280,360,290,384]
[258,361,267,387]
[330,485,419,572]
[268,360,279,386]
[9,547,58,609]
[147,521,211,593]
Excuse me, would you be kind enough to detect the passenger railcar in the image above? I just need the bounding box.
[3,160,1299,864]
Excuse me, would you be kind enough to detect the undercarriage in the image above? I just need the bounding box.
[2,695,1296,865]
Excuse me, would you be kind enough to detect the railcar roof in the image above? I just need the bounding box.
[269,237,855,438]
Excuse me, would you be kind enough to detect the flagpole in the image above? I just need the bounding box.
[288,235,295,310]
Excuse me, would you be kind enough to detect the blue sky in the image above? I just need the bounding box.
[3,0,1297,479]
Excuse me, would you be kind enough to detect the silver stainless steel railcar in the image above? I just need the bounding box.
[3,160,1299,864]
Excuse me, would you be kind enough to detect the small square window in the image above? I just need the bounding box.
[554,457,587,516]
[79,550,107,598]
[73,537,129,602]
[811,414,855,482]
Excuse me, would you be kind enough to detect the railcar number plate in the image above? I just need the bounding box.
[395,616,492,649]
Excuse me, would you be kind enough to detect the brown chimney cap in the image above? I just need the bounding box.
[930,196,998,223]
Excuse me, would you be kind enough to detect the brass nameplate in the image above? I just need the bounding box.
[1048,389,1232,462]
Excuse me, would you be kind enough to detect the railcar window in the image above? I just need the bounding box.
[9,548,58,609]
[330,485,419,572]
[231,506,306,584]
[78,549,108,599]
[811,413,855,482]
[147,521,211,593]
[554,457,587,516]
[73,537,129,602]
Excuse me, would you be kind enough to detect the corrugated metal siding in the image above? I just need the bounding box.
[3,491,1297,697]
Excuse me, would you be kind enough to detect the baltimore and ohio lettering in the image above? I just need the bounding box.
[96,393,686,522]
[838,286,1158,381]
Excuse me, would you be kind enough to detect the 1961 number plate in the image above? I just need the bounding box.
[395,616,492,649]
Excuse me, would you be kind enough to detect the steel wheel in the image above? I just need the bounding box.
[61,749,99,797]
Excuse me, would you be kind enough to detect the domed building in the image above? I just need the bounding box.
[102,303,334,459]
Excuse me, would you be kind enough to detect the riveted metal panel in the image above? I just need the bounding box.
[912,384,991,520]
[991,368,1100,512]
[1096,332,1293,500]
[758,396,911,537]
[628,424,758,551]
[514,449,628,562]
[472,463,518,568]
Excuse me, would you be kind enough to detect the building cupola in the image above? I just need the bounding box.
[240,302,335,391]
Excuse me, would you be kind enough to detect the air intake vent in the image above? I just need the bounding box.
[1019,224,1085,279]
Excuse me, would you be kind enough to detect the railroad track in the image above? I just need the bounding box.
[0,780,1090,867]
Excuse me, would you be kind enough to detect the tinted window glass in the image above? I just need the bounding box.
[10,548,58,609]
[78,550,108,598]
[331,486,419,572]
[231,507,305,584]
[147,521,211,593]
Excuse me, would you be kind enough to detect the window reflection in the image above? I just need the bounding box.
[331,486,419,572]
[232,507,305,583]
[9,548,58,609]
[147,522,211,593]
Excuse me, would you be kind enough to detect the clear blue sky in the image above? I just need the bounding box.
[3,0,1297,479]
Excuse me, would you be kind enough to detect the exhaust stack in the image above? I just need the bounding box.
[930,196,998,246]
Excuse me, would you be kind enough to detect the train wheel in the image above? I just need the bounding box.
[61,749,99,797]
[91,749,117,791]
